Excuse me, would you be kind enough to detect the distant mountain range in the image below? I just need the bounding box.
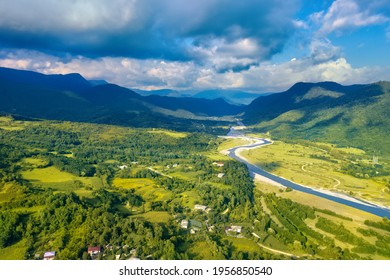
[1,67,389,155]
[0,67,241,131]
[133,88,265,105]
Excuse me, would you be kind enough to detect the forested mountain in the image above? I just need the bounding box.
[0,67,241,130]
[1,67,390,155]
[244,81,390,155]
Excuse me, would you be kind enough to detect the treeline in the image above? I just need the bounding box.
[364,218,390,232]
[340,163,390,178]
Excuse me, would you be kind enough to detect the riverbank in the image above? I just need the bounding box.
[225,134,390,218]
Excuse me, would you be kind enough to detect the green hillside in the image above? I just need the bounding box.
[0,67,240,132]
[245,81,390,157]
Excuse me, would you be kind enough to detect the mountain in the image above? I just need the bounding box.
[133,88,181,97]
[193,89,263,105]
[244,81,390,155]
[0,67,91,92]
[0,67,241,131]
[136,88,264,105]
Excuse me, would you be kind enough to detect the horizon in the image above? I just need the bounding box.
[0,0,390,93]
[3,65,389,97]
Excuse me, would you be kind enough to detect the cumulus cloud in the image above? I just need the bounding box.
[2,48,389,93]
[313,0,389,35]
[309,38,341,63]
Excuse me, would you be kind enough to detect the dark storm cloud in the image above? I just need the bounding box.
[0,0,299,64]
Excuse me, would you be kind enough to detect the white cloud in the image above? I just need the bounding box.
[2,47,390,93]
[315,0,389,35]
[309,38,341,63]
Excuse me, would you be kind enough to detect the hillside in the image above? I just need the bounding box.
[0,67,241,131]
[244,81,390,156]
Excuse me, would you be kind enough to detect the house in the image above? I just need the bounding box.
[43,251,55,260]
[172,163,179,168]
[119,165,128,170]
[212,162,225,167]
[194,204,207,211]
[180,220,189,229]
[217,173,225,178]
[88,246,101,258]
[225,225,242,234]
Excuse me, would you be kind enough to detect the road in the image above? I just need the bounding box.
[224,131,390,218]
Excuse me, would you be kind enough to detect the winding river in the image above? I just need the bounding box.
[225,132,390,218]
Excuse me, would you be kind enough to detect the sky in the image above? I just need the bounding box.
[0,0,389,93]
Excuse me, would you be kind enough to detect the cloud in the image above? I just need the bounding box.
[1,1,390,93]
[0,0,299,72]
[313,0,389,35]
[2,48,389,93]
[309,38,341,63]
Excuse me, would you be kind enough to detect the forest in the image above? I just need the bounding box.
[0,116,389,260]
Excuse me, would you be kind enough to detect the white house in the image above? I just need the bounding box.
[217,173,225,178]
[43,251,55,260]
[194,204,207,211]
[180,220,189,229]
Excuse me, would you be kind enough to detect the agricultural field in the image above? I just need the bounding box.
[241,140,390,207]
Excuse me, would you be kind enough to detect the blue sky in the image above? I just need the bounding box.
[0,0,389,92]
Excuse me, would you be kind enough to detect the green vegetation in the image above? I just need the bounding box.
[0,117,388,260]
[0,118,256,260]
[245,81,390,158]
[241,140,390,206]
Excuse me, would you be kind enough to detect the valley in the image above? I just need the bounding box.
[0,116,389,260]
[0,68,389,260]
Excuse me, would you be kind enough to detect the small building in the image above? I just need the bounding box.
[180,220,189,229]
[88,246,101,258]
[43,251,55,260]
[225,225,242,234]
[172,163,179,168]
[213,162,224,167]
[119,165,128,170]
[217,173,225,178]
[194,204,208,211]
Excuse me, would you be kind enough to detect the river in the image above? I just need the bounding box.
[225,133,390,218]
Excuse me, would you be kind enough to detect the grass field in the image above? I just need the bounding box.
[0,183,25,203]
[242,140,390,206]
[0,239,27,260]
[147,129,187,138]
[0,116,26,131]
[173,191,200,208]
[132,211,172,223]
[113,178,172,202]
[21,157,49,167]
[187,241,225,259]
[169,171,204,181]
[204,137,252,161]
[21,166,104,193]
